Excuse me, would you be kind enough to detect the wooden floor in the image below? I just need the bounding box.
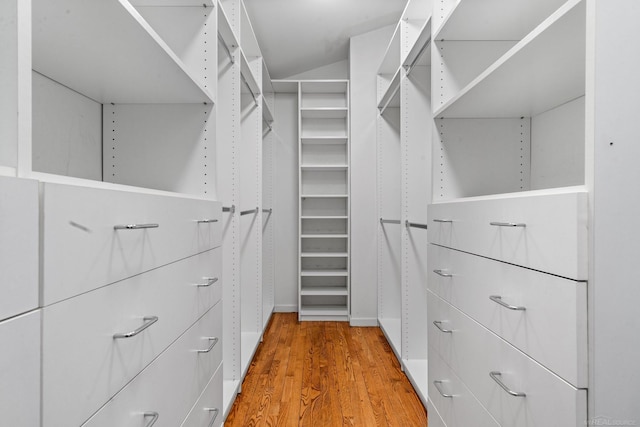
[224,313,428,426]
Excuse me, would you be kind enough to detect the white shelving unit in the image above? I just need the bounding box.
[376,0,432,408]
[298,80,350,322]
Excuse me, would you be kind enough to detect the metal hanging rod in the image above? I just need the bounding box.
[223,205,236,214]
[240,207,259,216]
[217,33,235,64]
[262,208,273,214]
[405,220,428,230]
[380,218,401,225]
[240,73,259,106]
[114,223,159,230]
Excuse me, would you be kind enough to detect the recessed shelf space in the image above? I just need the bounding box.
[301,197,347,217]
[302,217,347,235]
[301,270,348,277]
[301,252,348,257]
[434,0,585,119]
[32,0,213,104]
[301,137,348,145]
[300,108,348,119]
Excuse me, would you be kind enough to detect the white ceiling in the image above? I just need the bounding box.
[243,0,407,79]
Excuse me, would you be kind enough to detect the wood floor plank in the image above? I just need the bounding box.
[224,313,428,427]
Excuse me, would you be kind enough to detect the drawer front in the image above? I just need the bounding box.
[0,311,41,427]
[83,303,223,427]
[428,190,587,280]
[426,400,447,427]
[428,244,587,387]
[428,348,500,427]
[43,249,221,427]
[428,291,587,427]
[0,176,38,320]
[42,182,221,304]
[181,364,223,427]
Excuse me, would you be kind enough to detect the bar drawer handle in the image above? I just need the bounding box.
[433,219,453,223]
[197,219,218,223]
[433,269,452,277]
[433,320,452,333]
[144,412,159,427]
[205,408,219,427]
[114,223,159,230]
[113,316,158,339]
[433,380,453,398]
[489,371,526,397]
[198,277,219,287]
[197,337,219,353]
[489,222,526,227]
[489,295,526,311]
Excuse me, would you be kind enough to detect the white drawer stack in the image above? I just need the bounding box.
[40,182,223,427]
[0,176,41,427]
[427,190,588,427]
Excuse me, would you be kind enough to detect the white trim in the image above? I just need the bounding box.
[350,317,378,327]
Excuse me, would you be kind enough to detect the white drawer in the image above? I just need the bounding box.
[428,189,587,280]
[428,244,587,387]
[0,176,38,320]
[428,291,587,427]
[0,311,41,427]
[426,399,447,427]
[428,349,500,427]
[82,303,223,427]
[42,182,221,304]
[181,364,223,427]
[43,248,221,427]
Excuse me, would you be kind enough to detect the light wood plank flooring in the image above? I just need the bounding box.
[224,313,428,426]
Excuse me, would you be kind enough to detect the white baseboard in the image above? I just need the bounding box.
[350,317,379,327]
[274,304,297,313]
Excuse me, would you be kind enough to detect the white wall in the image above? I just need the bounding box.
[273,91,299,312]
[349,24,395,326]
[285,60,349,80]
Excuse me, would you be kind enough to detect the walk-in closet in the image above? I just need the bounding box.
[1,0,640,425]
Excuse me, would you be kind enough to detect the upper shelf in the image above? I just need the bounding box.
[218,0,238,53]
[434,0,585,119]
[403,18,432,73]
[129,0,214,5]
[240,0,261,58]
[435,0,570,40]
[378,23,401,75]
[240,50,261,97]
[301,108,348,119]
[378,68,401,113]
[32,0,214,104]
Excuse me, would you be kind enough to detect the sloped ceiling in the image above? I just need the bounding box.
[243,0,407,79]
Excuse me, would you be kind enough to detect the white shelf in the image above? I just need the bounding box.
[299,305,349,317]
[435,0,568,40]
[300,108,348,119]
[403,18,432,72]
[217,0,238,51]
[301,194,349,198]
[300,81,348,94]
[403,359,428,408]
[301,137,348,145]
[240,50,261,96]
[301,270,348,277]
[129,0,214,6]
[32,0,214,104]
[262,97,274,124]
[240,1,260,57]
[301,216,348,220]
[378,22,401,75]
[378,67,402,112]
[300,286,349,296]
[272,80,299,93]
[240,331,261,379]
[300,165,348,171]
[379,317,402,363]
[301,252,349,258]
[434,0,585,119]
[301,234,349,239]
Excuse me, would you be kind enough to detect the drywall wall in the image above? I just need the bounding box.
[285,60,348,80]
[349,24,395,326]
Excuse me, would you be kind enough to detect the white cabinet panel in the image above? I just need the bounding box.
[428,189,587,280]
[42,182,221,304]
[428,292,587,427]
[0,311,40,427]
[43,249,221,427]
[428,244,587,387]
[428,349,500,427]
[83,303,222,427]
[181,364,223,427]
[426,400,447,427]
[0,176,38,320]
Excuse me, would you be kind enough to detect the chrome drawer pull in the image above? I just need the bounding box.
[197,337,219,353]
[113,316,158,339]
[489,371,526,397]
[433,380,453,398]
[197,277,219,287]
[433,269,452,277]
[433,219,453,223]
[205,408,219,427]
[114,223,159,230]
[433,321,452,333]
[489,221,526,227]
[143,412,159,427]
[489,295,526,311]
[197,219,218,223]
